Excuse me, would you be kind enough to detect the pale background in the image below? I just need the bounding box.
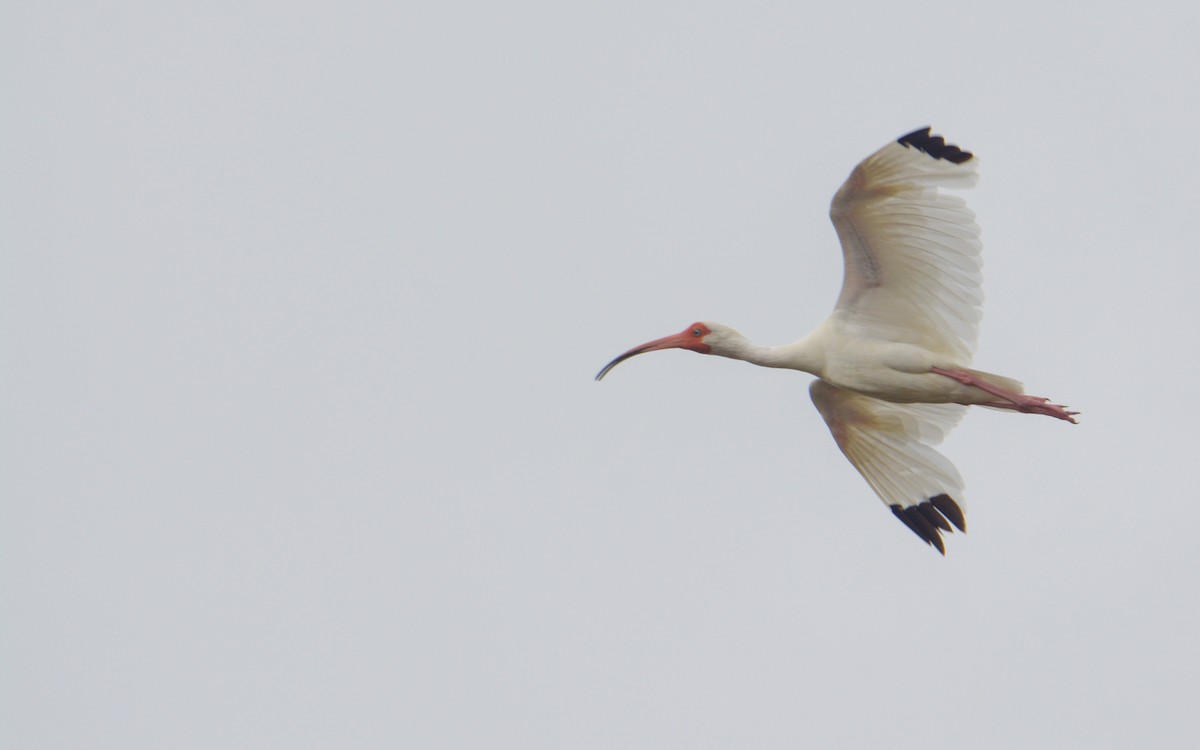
[5,1,1199,748]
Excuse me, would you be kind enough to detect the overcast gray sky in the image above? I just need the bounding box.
[5,1,1200,748]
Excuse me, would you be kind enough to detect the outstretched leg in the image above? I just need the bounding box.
[931,367,1079,423]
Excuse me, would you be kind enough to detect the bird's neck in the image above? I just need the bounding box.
[717,331,824,376]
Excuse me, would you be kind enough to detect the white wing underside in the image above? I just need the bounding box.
[810,130,981,551]
[829,131,982,363]
[811,380,965,508]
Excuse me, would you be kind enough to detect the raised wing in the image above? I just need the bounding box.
[829,128,982,363]
[810,379,968,554]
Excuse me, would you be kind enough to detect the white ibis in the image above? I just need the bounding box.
[596,128,1076,554]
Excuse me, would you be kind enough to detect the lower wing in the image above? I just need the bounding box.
[810,379,968,554]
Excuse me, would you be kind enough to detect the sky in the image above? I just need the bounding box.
[4,1,1200,748]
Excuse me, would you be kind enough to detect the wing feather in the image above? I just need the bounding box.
[810,379,968,553]
[829,128,982,362]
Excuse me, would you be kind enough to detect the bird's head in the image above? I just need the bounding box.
[595,321,742,381]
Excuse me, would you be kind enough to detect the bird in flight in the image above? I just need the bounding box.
[596,128,1077,554]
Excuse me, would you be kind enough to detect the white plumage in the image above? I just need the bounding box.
[597,128,1076,554]
[829,133,982,363]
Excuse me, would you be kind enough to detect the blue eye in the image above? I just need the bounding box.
[692,328,702,336]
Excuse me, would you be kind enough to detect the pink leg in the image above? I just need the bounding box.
[931,367,1079,424]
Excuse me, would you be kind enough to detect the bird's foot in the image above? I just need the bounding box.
[931,367,1078,424]
[983,396,1079,423]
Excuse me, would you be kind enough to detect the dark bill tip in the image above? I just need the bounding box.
[594,347,649,381]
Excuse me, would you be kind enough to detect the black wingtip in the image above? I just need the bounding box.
[890,495,967,554]
[930,493,966,533]
[897,127,973,164]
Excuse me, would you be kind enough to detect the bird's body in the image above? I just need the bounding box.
[698,319,1021,405]
[596,128,1076,554]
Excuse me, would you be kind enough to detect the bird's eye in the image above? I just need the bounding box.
[692,328,702,337]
